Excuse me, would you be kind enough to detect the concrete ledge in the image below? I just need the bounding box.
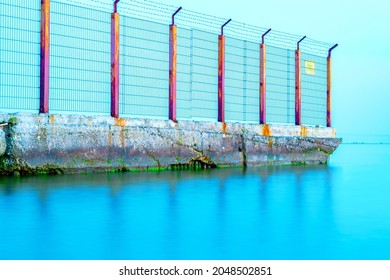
[0,113,341,175]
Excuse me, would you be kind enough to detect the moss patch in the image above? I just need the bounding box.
[8,117,18,125]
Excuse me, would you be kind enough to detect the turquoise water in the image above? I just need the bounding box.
[1,144,390,260]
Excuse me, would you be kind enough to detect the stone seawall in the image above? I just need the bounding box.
[0,113,341,175]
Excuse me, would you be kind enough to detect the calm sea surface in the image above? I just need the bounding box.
[1,144,390,260]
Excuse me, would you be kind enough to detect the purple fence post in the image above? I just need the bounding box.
[260,28,271,124]
[111,1,120,118]
[40,0,50,113]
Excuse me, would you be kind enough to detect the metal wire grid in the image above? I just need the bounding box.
[190,30,218,121]
[266,46,295,124]
[224,36,259,123]
[225,36,245,123]
[49,0,111,115]
[59,0,335,55]
[60,0,112,12]
[176,27,192,120]
[119,15,169,119]
[0,1,40,112]
[74,0,332,124]
[119,0,335,56]
[0,0,334,126]
[244,41,261,123]
[300,52,327,126]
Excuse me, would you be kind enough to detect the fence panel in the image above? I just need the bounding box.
[301,52,327,126]
[191,29,218,121]
[49,1,111,115]
[0,0,40,112]
[0,1,333,127]
[244,41,260,123]
[120,16,169,119]
[266,46,295,124]
[176,27,192,120]
[225,36,245,122]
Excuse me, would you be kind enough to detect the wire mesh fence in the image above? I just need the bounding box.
[50,0,111,115]
[0,0,40,112]
[266,46,295,124]
[120,16,169,119]
[190,29,219,121]
[0,0,335,127]
[301,52,327,126]
[225,36,245,122]
[176,27,192,120]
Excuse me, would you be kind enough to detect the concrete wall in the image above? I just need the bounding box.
[0,113,341,175]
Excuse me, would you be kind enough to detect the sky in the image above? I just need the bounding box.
[149,0,390,142]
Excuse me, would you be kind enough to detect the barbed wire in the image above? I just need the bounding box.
[55,0,335,57]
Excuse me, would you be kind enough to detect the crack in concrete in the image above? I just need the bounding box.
[153,127,203,155]
[146,150,161,169]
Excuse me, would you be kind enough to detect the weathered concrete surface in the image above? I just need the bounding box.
[0,113,341,175]
[0,130,6,156]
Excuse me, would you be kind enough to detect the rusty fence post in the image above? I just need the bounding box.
[218,19,231,123]
[111,1,120,118]
[327,44,338,127]
[40,0,50,113]
[169,24,177,121]
[295,36,306,126]
[260,28,271,124]
[169,7,182,122]
[218,34,225,123]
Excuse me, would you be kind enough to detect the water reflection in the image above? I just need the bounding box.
[0,165,334,259]
[0,165,330,195]
[1,146,390,259]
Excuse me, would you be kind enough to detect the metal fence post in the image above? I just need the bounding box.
[260,28,271,124]
[169,25,177,121]
[218,19,231,123]
[218,35,225,123]
[295,36,306,126]
[40,0,50,114]
[327,44,338,127]
[111,0,120,118]
[169,7,182,122]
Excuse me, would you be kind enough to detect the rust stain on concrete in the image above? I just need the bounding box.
[262,125,271,137]
[267,137,273,149]
[120,128,125,149]
[108,130,112,147]
[300,126,308,137]
[113,118,126,149]
[115,118,127,127]
[222,122,227,134]
[49,115,55,124]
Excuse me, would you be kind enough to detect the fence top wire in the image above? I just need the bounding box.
[56,0,335,57]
